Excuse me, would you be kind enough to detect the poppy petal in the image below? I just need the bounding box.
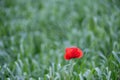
[64,48,73,60]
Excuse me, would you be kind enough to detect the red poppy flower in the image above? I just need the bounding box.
[64,46,83,60]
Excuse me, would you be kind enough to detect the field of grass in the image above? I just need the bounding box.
[0,0,120,80]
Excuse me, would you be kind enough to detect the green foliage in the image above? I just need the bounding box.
[0,0,120,79]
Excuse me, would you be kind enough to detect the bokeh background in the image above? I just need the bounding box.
[0,0,120,79]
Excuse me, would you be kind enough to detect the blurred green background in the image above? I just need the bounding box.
[0,0,120,79]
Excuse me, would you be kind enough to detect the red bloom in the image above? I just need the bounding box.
[64,46,83,60]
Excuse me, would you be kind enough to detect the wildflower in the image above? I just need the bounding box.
[64,46,83,60]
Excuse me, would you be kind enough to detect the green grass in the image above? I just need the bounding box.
[0,0,120,80]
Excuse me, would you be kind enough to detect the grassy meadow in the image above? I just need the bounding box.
[0,0,120,80]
